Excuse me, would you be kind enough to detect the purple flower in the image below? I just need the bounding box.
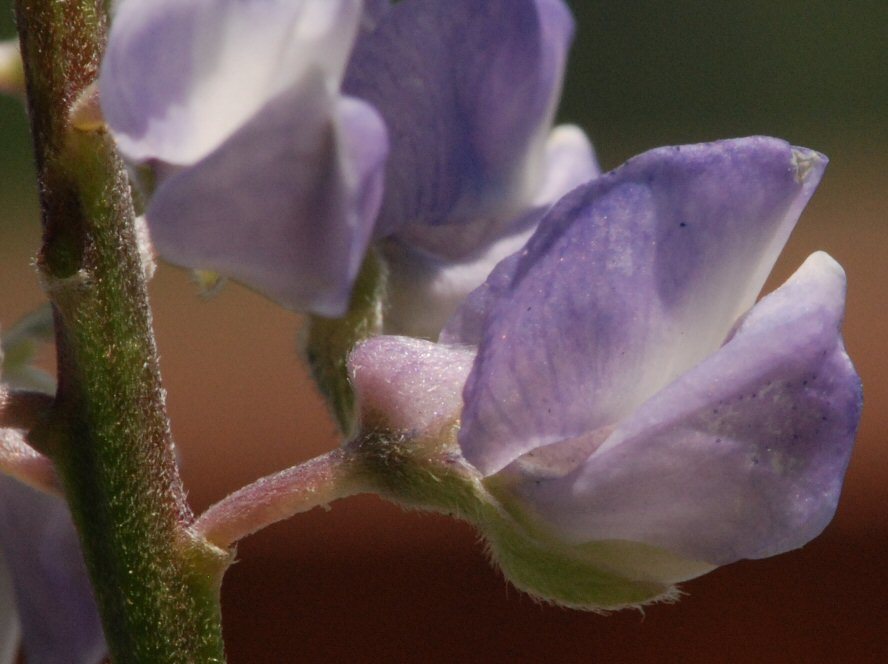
[349,137,862,605]
[346,0,599,335]
[100,0,597,327]
[0,477,106,663]
[1,345,105,662]
[100,0,388,316]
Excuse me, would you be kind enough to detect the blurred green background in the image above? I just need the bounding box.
[1,2,886,662]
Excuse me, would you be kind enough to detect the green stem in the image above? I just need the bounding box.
[304,249,388,435]
[14,1,227,660]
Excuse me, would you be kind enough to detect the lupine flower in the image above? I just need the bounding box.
[100,0,598,329]
[0,347,105,662]
[0,478,106,664]
[100,0,388,316]
[345,0,599,336]
[349,137,862,607]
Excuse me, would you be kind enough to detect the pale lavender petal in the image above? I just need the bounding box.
[459,137,827,475]
[386,126,599,339]
[361,0,391,23]
[0,478,105,663]
[532,125,601,206]
[101,0,363,165]
[349,336,475,437]
[439,251,523,347]
[147,76,388,317]
[345,0,574,238]
[503,253,861,565]
[392,123,599,262]
[384,209,540,339]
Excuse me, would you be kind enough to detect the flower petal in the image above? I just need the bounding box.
[146,77,388,317]
[101,0,362,165]
[457,137,827,475]
[345,0,574,237]
[503,252,861,566]
[386,126,599,339]
[384,210,540,339]
[349,336,475,437]
[439,249,523,347]
[0,478,105,663]
[532,124,601,207]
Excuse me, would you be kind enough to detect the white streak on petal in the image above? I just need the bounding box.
[532,124,600,206]
[102,0,363,165]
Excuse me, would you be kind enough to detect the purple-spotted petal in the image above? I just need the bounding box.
[0,478,105,663]
[101,0,362,165]
[349,336,475,436]
[146,77,387,316]
[504,252,860,565]
[458,137,826,475]
[345,0,574,237]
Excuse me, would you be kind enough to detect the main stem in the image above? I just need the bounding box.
[15,1,227,661]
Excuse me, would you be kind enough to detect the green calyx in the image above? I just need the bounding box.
[304,249,388,435]
[349,425,699,611]
[483,520,685,611]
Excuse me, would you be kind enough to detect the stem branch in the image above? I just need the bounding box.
[196,448,364,548]
[0,428,58,494]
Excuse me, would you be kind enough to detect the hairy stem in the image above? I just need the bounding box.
[196,448,364,548]
[14,1,227,660]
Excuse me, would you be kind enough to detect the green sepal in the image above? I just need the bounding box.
[483,519,690,611]
[304,248,388,435]
[349,425,707,611]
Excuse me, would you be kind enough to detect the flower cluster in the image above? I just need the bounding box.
[88,0,869,611]
[0,0,862,655]
[100,0,598,334]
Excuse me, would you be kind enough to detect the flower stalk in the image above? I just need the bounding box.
[13,0,227,660]
[196,448,364,548]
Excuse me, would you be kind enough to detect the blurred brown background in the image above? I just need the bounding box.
[1,2,886,662]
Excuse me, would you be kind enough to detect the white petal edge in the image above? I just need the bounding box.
[102,0,363,165]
